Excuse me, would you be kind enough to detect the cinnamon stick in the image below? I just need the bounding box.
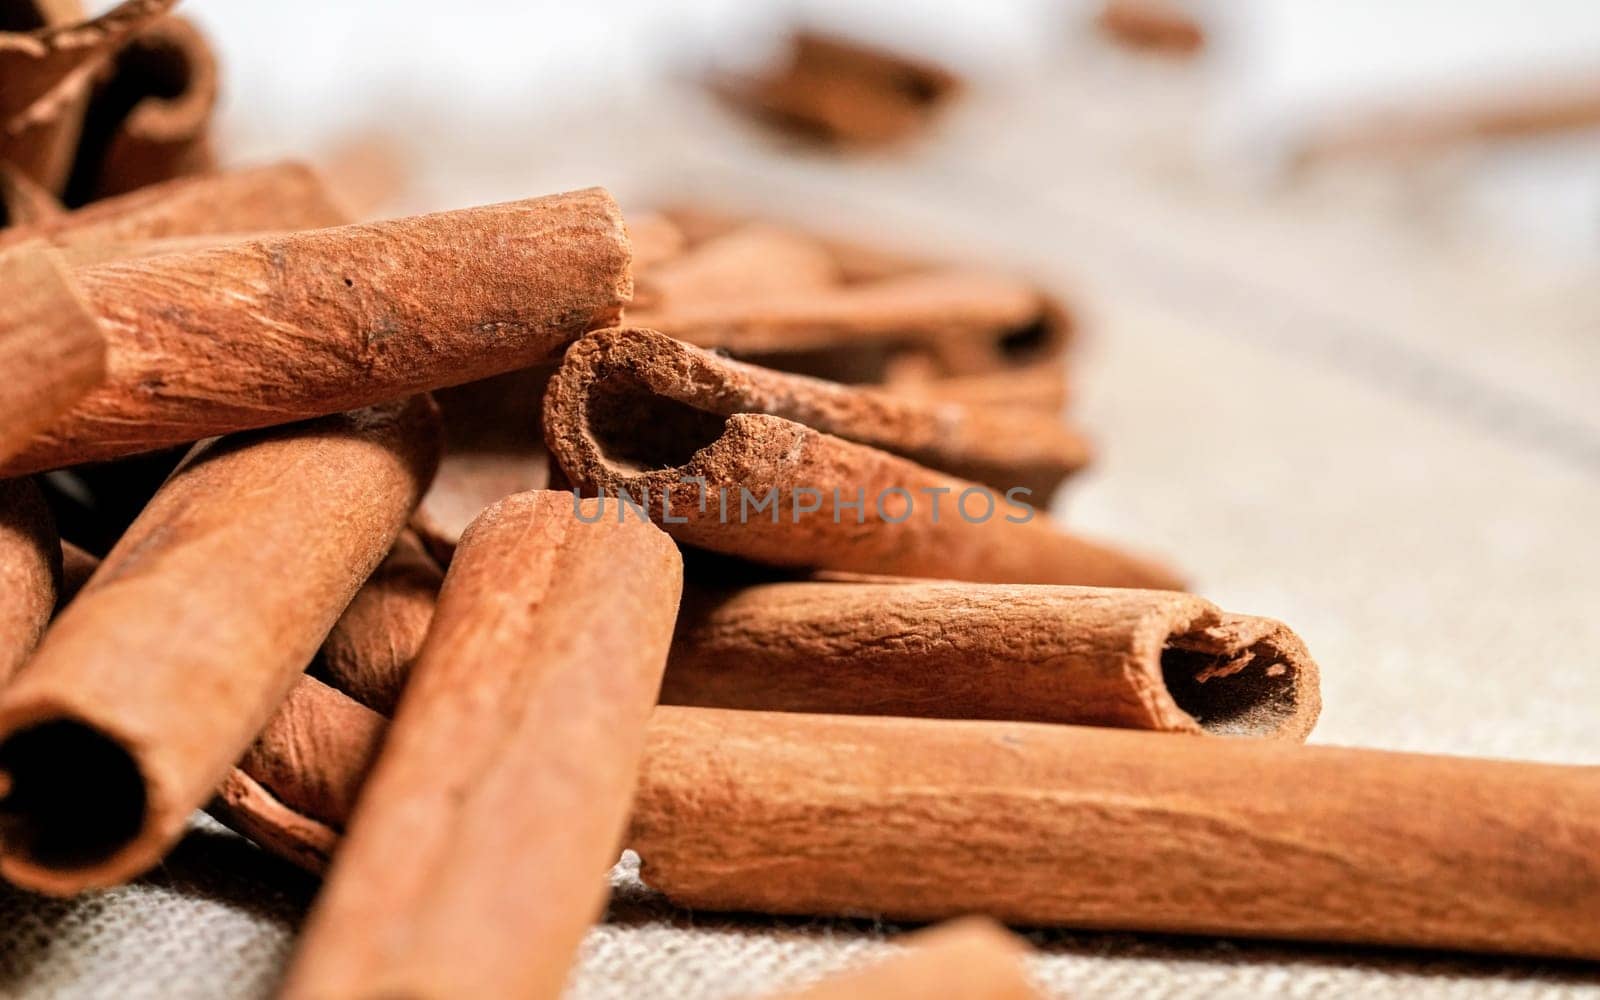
[632,222,839,311]
[63,12,216,204]
[0,241,107,464]
[663,578,1319,738]
[280,491,683,1000]
[0,158,62,226]
[1097,0,1205,56]
[631,706,1600,960]
[545,406,1178,589]
[0,0,86,194]
[764,919,1040,1000]
[0,0,174,134]
[315,529,441,715]
[0,396,440,894]
[0,161,349,254]
[548,327,1089,497]
[625,210,686,271]
[0,478,59,686]
[0,187,631,477]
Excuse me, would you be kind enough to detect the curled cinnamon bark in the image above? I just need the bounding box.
[0,396,440,894]
[663,578,1319,739]
[766,919,1040,1000]
[280,492,683,1000]
[548,327,1088,497]
[62,12,216,204]
[0,479,60,686]
[0,241,107,464]
[0,0,174,134]
[0,0,87,194]
[546,406,1178,589]
[0,161,349,254]
[631,706,1600,961]
[0,187,631,476]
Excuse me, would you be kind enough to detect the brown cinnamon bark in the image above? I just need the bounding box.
[0,396,440,894]
[764,919,1039,1000]
[0,0,86,194]
[547,327,1089,497]
[625,210,686,271]
[0,478,59,686]
[631,706,1600,960]
[63,13,216,204]
[546,405,1177,588]
[721,32,961,146]
[632,222,839,311]
[1097,0,1205,56]
[0,158,62,226]
[411,366,554,564]
[315,529,441,716]
[663,578,1319,739]
[0,187,631,476]
[280,491,683,1000]
[0,161,348,254]
[0,241,107,464]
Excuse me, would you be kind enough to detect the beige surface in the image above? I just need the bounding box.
[3,47,1599,999]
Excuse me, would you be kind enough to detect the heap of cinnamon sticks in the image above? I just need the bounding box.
[2,6,1597,999]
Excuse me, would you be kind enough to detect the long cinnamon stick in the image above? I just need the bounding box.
[280,491,683,1000]
[764,919,1040,1000]
[0,161,349,254]
[0,478,59,686]
[0,396,439,894]
[548,327,1089,496]
[0,187,631,476]
[0,241,107,464]
[663,578,1319,738]
[63,12,216,204]
[632,707,1600,960]
[545,406,1178,589]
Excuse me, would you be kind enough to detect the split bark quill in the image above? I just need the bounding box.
[279,491,683,1000]
[663,577,1320,739]
[0,396,440,894]
[0,187,631,476]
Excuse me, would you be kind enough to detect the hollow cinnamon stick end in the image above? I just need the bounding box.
[1164,612,1322,741]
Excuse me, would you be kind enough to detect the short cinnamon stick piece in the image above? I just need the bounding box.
[549,327,1089,496]
[280,491,683,1000]
[0,478,60,686]
[0,161,348,254]
[665,578,1319,738]
[0,187,630,476]
[63,12,217,204]
[0,396,439,894]
[0,241,106,464]
[764,919,1040,1000]
[545,403,1178,589]
[632,707,1600,960]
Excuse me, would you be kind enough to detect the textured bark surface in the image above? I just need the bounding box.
[0,478,59,686]
[0,158,63,226]
[0,0,172,130]
[767,919,1040,1000]
[63,13,216,204]
[547,327,1089,497]
[315,529,441,716]
[632,707,1600,960]
[0,241,106,464]
[411,365,554,564]
[280,491,683,1000]
[0,161,348,254]
[0,396,439,894]
[663,578,1320,739]
[0,187,631,476]
[547,405,1180,589]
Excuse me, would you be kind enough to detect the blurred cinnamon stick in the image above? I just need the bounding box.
[664,578,1319,738]
[0,0,86,193]
[0,159,62,226]
[1097,0,1204,56]
[0,187,631,476]
[0,161,348,254]
[0,241,106,464]
[0,396,439,894]
[632,222,838,311]
[765,919,1040,1000]
[549,327,1088,497]
[280,492,682,999]
[63,12,215,204]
